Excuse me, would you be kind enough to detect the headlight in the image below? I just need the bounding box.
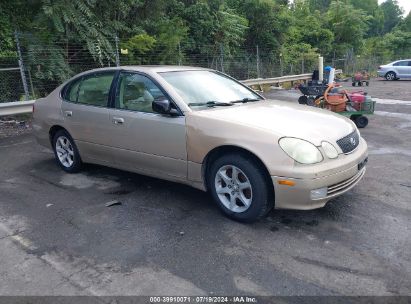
[321,141,338,159]
[279,138,323,164]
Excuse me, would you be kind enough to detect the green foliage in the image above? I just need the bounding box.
[122,34,157,56]
[400,11,411,32]
[289,0,334,55]
[214,7,248,51]
[308,0,332,12]
[236,0,290,56]
[0,0,410,100]
[380,0,404,33]
[350,0,378,15]
[326,0,371,56]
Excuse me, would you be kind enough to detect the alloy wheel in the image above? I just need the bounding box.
[386,72,395,81]
[214,165,253,213]
[55,136,74,168]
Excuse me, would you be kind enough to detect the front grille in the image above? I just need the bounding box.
[336,130,359,154]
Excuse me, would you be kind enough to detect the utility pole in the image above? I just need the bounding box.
[115,34,120,67]
[256,45,260,78]
[220,44,224,73]
[178,42,182,66]
[15,31,29,101]
[301,56,305,74]
[279,53,283,76]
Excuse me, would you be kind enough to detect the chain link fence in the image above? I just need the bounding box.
[0,56,26,103]
[1,32,400,103]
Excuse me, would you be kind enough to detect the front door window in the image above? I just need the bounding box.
[115,73,166,113]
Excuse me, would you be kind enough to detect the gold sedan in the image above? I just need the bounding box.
[33,66,368,222]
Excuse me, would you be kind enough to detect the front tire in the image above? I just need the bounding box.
[52,130,82,173]
[385,72,396,81]
[208,154,273,222]
[306,97,316,106]
[298,96,308,105]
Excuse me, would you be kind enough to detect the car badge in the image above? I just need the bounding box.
[350,137,356,145]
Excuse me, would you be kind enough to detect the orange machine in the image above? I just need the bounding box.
[315,84,348,112]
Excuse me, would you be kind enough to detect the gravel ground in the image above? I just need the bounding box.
[341,78,411,101]
[0,116,32,139]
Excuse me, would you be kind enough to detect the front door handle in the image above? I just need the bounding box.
[112,117,125,125]
[64,111,73,117]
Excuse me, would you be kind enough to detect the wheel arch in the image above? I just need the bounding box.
[49,125,70,145]
[201,145,274,200]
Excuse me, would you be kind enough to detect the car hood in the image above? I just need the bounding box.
[190,100,356,146]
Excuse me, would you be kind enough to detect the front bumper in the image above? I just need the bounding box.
[377,70,385,77]
[271,140,368,210]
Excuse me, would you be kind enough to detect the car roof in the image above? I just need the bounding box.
[79,65,212,74]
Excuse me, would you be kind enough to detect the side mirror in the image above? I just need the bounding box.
[152,99,180,116]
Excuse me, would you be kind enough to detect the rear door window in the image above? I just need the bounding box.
[77,72,115,107]
[394,61,409,67]
[64,78,82,102]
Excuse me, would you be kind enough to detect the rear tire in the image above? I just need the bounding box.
[385,72,396,81]
[354,116,369,128]
[52,130,82,173]
[208,154,273,222]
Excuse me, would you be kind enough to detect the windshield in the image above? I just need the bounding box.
[159,70,262,108]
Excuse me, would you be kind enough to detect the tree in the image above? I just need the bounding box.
[400,11,411,32]
[380,0,404,34]
[121,33,157,64]
[290,0,334,54]
[214,7,248,52]
[326,0,370,57]
[308,0,332,12]
[350,0,378,16]
[235,0,290,56]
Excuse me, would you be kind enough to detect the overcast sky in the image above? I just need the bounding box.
[378,0,411,16]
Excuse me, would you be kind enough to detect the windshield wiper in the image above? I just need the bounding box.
[188,101,234,107]
[230,98,261,104]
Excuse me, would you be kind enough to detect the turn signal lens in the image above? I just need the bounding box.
[278,180,296,186]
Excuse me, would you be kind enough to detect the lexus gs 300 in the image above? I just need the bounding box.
[33,66,368,222]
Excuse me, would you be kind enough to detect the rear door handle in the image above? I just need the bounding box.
[112,117,124,125]
[64,111,73,117]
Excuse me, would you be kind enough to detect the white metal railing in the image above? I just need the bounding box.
[0,70,343,117]
[241,70,342,86]
[0,100,35,117]
[241,73,313,86]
